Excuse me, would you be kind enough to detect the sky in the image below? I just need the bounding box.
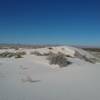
[0,0,100,46]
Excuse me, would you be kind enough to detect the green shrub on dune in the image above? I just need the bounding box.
[47,52,72,67]
[0,51,26,58]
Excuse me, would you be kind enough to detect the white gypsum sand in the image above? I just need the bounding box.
[0,46,100,100]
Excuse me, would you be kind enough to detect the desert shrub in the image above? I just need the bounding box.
[14,47,19,50]
[15,54,23,58]
[74,51,96,63]
[66,55,72,57]
[43,53,50,56]
[61,48,65,50]
[48,47,53,50]
[16,51,26,55]
[0,51,26,58]
[14,51,26,58]
[30,51,49,56]
[81,56,96,64]
[30,51,43,56]
[74,51,83,59]
[6,53,15,58]
[0,52,14,58]
[47,52,71,67]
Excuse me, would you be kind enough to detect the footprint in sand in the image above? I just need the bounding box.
[19,65,41,83]
[21,75,41,83]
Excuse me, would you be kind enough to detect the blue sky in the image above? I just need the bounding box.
[0,0,100,46]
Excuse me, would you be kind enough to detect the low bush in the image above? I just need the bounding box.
[16,51,26,55]
[30,51,43,56]
[30,51,49,56]
[15,54,23,58]
[0,52,14,58]
[81,56,96,64]
[0,51,26,58]
[74,51,96,63]
[47,52,72,67]
[48,47,53,50]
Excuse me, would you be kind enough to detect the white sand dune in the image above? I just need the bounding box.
[0,46,100,100]
[30,46,93,57]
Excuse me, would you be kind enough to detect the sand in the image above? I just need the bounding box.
[0,47,100,100]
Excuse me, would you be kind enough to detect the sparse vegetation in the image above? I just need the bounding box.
[14,47,19,50]
[74,51,96,63]
[48,47,53,50]
[47,52,72,67]
[81,56,97,64]
[16,51,26,55]
[30,51,49,56]
[30,51,43,56]
[83,48,100,52]
[15,54,23,58]
[74,51,84,59]
[0,52,14,58]
[0,51,26,58]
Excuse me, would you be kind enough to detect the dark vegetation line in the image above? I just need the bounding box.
[0,43,100,52]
